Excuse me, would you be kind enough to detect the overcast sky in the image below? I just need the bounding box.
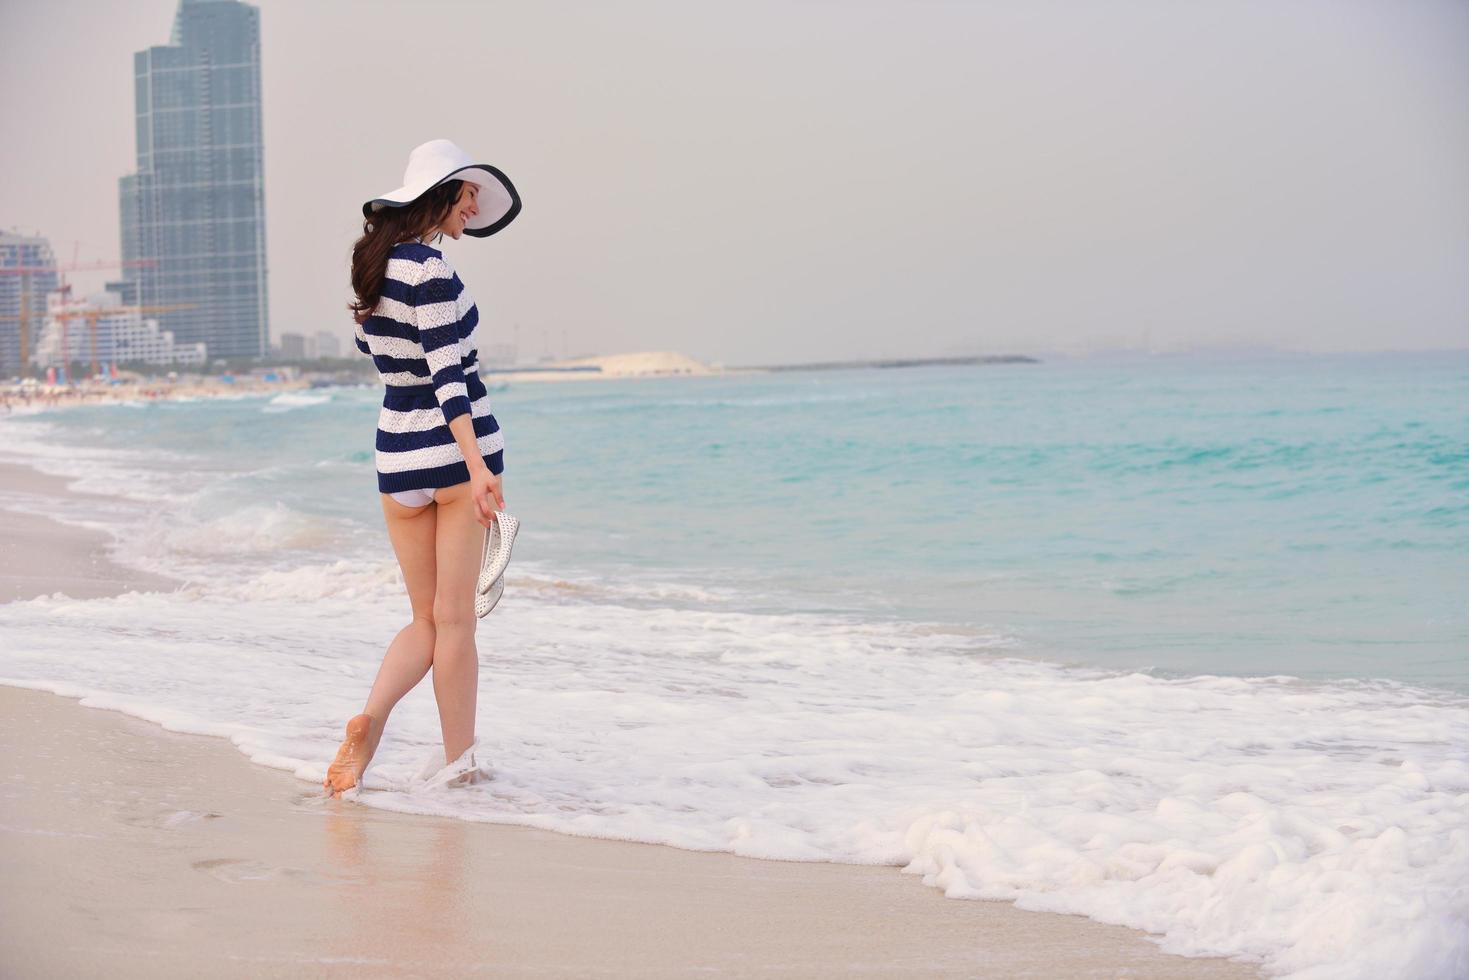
[3,0,1466,365]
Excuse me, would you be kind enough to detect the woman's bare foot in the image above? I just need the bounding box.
[324,714,374,798]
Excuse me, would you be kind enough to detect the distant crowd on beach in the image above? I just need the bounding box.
[1,386,175,414]
[0,378,311,415]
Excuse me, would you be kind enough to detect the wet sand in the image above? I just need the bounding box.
[0,462,176,601]
[0,459,1262,978]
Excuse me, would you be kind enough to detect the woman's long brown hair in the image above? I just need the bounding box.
[348,180,463,325]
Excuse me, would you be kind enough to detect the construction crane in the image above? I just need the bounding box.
[0,299,197,381]
[0,256,158,367]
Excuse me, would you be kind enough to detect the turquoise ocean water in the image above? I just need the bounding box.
[16,352,1467,691]
[2,352,1467,978]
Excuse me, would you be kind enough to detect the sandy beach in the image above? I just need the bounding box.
[485,350,740,383]
[0,376,312,416]
[0,460,1262,979]
[0,354,721,415]
[0,463,177,601]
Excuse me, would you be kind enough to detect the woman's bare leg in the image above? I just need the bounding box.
[324,494,439,797]
[429,481,485,763]
[364,495,442,747]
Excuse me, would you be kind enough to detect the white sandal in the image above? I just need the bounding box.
[475,574,505,619]
[412,740,494,790]
[475,511,519,618]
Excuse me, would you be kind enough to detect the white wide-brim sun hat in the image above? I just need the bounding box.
[363,138,522,238]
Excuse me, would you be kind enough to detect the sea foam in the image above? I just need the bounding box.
[1,563,1465,978]
[1,364,1467,979]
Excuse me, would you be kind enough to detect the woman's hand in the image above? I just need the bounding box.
[444,413,505,528]
[469,465,504,528]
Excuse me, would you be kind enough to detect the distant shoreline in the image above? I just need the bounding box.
[483,352,1041,383]
[0,353,1044,410]
[740,354,1040,373]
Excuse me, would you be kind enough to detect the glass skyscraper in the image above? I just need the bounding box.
[118,0,268,362]
[0,231,60,377]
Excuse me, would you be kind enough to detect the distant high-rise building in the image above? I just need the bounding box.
[33,290,207,369]
[0,230,60,378]
[312,330,341,359]
[278,331,306,361]
[103,277,139,307]
[118,0,268,363]
[275,330,343,361]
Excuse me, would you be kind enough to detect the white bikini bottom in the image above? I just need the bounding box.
[387,487,437,508]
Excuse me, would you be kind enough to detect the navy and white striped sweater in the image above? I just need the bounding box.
[354,241,504,493]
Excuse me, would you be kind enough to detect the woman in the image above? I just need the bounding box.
[324,139,523,798]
